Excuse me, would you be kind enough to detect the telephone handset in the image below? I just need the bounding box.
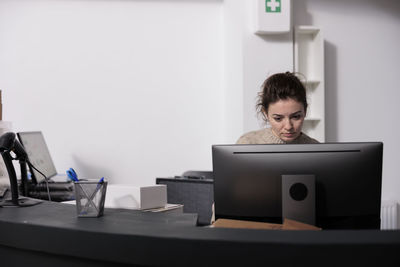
[0,132,43,207]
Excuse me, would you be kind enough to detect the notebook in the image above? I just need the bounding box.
[17,131,69,184]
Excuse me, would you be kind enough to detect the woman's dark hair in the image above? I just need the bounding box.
[256,72,308,120]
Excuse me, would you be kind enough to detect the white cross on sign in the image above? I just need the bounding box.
[266,0,281,12]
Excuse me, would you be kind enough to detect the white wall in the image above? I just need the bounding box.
[293,0,400,202]
[242,1,293,133]
[224,0,293,138]
[0,0,224,184]
[222,0,245,143]
[1,0,399,204]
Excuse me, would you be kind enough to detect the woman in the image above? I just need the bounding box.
[211,72,318,225]
[237,71,319,144]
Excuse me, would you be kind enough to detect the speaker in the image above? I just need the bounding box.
[282,174,315,225]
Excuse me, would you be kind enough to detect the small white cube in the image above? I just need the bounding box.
[105,184,167,210]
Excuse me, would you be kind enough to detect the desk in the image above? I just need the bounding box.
[0,201,399,267]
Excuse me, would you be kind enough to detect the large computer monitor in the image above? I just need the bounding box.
[212,142,383,229]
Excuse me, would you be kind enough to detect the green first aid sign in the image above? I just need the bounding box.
[266,0,281,13]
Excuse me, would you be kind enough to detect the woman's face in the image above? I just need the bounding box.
[265,98,306,142]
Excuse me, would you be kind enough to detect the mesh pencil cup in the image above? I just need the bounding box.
[74,179,107,217]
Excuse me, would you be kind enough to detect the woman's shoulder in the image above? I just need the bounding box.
[236,129,263,144]
[297,132,320,144]
[236,128,283,144]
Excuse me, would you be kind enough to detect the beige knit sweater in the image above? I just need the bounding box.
[236,128,319,144]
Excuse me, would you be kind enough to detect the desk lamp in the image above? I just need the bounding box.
[0,132,42,207]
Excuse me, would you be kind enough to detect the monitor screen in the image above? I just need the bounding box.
[17,131,57,183]
[212,142,383,229]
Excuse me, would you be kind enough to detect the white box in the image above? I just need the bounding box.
[104,184,167,210]
[254,0,291,34]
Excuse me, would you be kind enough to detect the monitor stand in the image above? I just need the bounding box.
[0,151,43,208]
[282,174,316,226]
[0,197,43,207]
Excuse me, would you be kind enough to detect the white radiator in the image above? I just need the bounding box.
[381,200,399,230]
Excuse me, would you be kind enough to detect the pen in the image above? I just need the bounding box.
[66,168,79,181]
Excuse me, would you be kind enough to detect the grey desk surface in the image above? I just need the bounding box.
[0,200,400,267]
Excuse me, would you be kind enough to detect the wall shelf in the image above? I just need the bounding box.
[300,79,320,86]
[304,117,321,122]
[294,25,325,142]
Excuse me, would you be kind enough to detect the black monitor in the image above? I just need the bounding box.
[212,142,383,229]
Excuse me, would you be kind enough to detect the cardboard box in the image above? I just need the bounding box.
[212,218,321,231]
[104,184,167,210]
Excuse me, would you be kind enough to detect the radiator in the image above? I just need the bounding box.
[381,200,399,230]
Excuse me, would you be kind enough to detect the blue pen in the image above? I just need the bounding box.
[66,168,79,181]
[81,177,105,214]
